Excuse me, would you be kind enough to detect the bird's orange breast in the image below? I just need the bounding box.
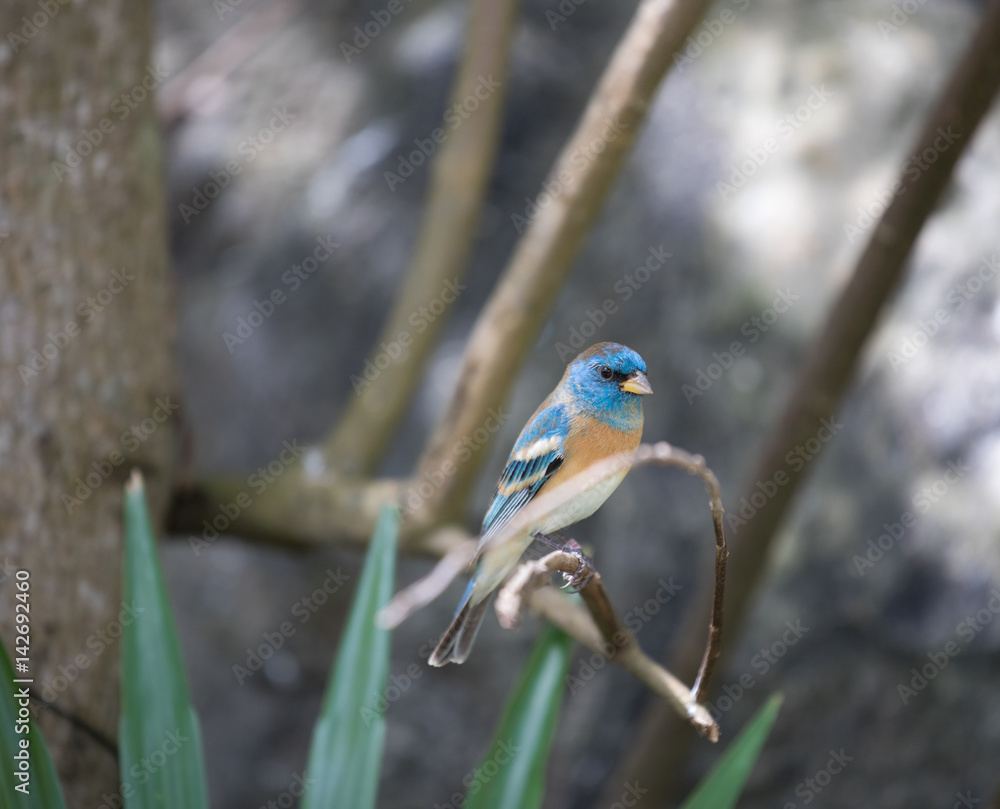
[557,412,643,482]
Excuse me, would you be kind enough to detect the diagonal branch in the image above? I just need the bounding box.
[412,0,714,521]
[327,0,520,475]
[725,0,1000,643]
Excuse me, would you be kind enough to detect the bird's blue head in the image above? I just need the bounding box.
[562,342,652,431]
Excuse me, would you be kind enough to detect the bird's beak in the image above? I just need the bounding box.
[620,370,653,395]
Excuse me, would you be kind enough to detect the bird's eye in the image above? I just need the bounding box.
[599,365,613,380]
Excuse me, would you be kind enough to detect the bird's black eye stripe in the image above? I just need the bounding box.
[598,364,631,383]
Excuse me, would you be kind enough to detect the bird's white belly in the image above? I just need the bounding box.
[532,469,629,535]
[474,469,629,598]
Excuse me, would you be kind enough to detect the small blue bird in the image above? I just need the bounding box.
[429,342,652,666]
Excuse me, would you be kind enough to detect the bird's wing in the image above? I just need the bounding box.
[476,402,569,554]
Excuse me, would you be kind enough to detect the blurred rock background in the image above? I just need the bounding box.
[154,0,1000,806]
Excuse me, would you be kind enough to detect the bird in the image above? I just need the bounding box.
[429,341,652,666]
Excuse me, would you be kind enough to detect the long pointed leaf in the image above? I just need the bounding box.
[0,641,68,808]
[464,625,574,809]
[120,471,209,809]
[679,693,784,809]
[301,505,399,809]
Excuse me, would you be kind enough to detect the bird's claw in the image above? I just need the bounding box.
[560,540,595,592]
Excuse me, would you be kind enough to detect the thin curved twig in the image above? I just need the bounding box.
[496,550,718,740]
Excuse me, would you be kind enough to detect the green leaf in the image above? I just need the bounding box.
[463,625,574,809]
[120,471,209,809]
[679,693,783,809]
[0,640,68,809]
[300,505,399,809]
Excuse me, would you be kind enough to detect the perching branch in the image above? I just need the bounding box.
[381,441,728,740]
[326,0,520,476]
[495,550,718,741]
[412,0,715,522]
[605,1,1000,803]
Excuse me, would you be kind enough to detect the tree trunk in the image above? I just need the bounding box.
[0,2,173,805]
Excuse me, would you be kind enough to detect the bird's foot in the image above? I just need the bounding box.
[559,539,595,592]
[532,533,595,591]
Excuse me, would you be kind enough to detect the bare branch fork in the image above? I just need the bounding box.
[383,442,729,741]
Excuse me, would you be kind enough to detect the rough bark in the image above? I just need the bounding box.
[0,1,173,805]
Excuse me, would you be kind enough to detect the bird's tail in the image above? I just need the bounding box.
[428,580,488,666]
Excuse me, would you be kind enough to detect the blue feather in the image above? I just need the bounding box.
[430,342,651,665]
[480,403,569,541]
